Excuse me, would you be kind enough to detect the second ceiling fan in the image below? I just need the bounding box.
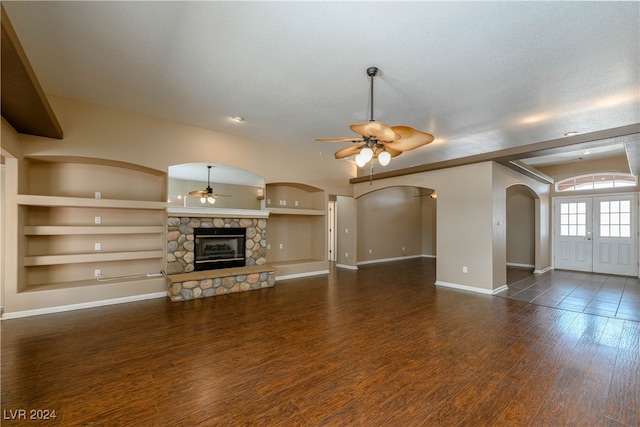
[317,67,434,167]
[188,165,231,204]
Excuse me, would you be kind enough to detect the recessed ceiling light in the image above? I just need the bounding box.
[564,131,578,137]
[231,116,245,122]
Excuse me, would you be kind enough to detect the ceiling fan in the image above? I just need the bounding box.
[316,67,434,167]
[188,165,231,204]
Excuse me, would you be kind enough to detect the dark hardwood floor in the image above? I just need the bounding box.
[2,258,639,426]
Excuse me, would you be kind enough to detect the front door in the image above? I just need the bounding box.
[554,195,638,276]
[593,195,637,276]
[555,198,592,272]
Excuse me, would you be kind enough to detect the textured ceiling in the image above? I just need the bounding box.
[3,1,639,176]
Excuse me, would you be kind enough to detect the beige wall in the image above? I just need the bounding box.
[421,195,437,256]
[357,186,426,262]
[335,195,357,268]
[506,185,536,266]
[19,96,356,196]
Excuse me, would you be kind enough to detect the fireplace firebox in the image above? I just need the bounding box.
[194,228,246,271]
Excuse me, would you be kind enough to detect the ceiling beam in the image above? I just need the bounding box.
[1,5,63,139]
[349,123,640,184]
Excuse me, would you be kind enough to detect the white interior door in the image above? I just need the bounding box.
[593,195,638,276]
[554,195,638,276]
[555,198,592,272]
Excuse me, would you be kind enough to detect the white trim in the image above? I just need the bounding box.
[335,264,358,270]
[493,285,509,294]
[435,280,495,295]
[357,254,429,266]
[276,270,330,281]
[1,292,167,320]
[534,267,553,274]
[167,206,270,218]
[506,262,534,268]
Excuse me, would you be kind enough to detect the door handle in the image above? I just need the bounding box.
[587,231,592,241]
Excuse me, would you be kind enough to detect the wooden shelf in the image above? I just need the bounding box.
[17,194,166,209]
[267,208,325,216]
[24,225,165,235]
[24,250,164,266]
[23,275,166,293]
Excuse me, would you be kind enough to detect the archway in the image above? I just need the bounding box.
[356,185,436,264]
[506,184,538,284]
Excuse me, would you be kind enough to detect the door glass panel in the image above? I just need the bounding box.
[560,202,587,236]
[600,200,632,238]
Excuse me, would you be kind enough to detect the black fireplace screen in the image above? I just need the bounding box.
[194,228,246,270]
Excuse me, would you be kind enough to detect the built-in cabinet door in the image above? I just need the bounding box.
[555,198,593,272]
[593,195,638,276]
[554,195,638,276]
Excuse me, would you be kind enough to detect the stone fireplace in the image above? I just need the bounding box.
[166,210,268,275]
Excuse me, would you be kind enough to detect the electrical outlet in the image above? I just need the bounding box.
[294,200,299,206]
[94,216,101,224]
[369,249,372,254]
[94,243,102,251]
[279,243,284,249]
[267,244,271,250]
[94,191,101,199]
[94,269,101,278]
[463,266,468,273]
[345,252,349,258]
[402,246,405,251]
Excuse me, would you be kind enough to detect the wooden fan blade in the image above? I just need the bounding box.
[350,121,400,142]
[378,144,403,158]
[334,145,362,159]
[316,137,365,143]
[387,126,435,151]
[188,190,208,197]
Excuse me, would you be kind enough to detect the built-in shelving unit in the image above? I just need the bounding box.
[17,158,167,293]
[265,183,328,278]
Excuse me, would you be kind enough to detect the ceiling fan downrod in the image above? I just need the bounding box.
[367,67,378,123]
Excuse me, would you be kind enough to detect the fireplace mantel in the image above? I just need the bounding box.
[166,206,270,219]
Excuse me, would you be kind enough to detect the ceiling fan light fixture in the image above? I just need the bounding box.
[378,150,391,166]
[355,153,367,167]
[360,146,374,163]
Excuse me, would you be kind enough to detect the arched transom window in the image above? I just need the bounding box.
[556,173,637,192]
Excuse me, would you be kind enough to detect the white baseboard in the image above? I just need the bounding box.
[534,267,553,274]
[335,264,358,270]
[276,270,330,281]
[492,284,509,294]
[506,262,535,269]
[435,280,495,295]
[1,292,167,320]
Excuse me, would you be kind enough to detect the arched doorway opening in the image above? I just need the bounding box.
[506,184,537,284]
